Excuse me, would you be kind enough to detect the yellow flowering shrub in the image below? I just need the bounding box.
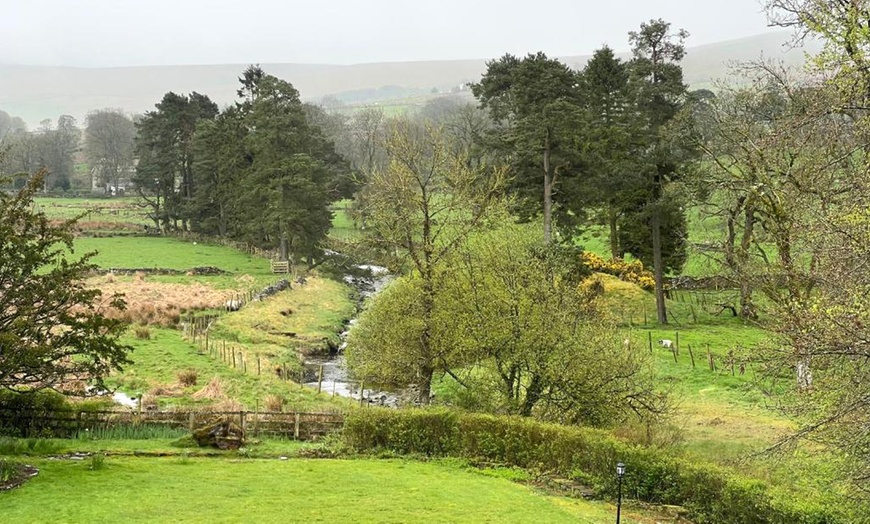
[580,252,656,291]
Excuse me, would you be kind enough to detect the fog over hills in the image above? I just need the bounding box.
[0,31,815,128]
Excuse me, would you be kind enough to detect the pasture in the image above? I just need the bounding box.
[0,454,664,524]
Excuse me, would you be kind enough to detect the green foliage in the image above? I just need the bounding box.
[88,453,106,471]
[0,458,21,483]
[343,408,851,524]
[134,91,219,231]
[0,437,65,455]
[617,195,688,274]
[472,52,585,241]
[0,174,131,393]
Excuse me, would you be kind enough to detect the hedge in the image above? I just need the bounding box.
[343,408,847,524]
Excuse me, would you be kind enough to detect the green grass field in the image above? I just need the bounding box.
[71,236,271,274]
[107,327,347,412]
[0,456,659,524]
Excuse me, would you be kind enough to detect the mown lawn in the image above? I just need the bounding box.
[0,457,650,524]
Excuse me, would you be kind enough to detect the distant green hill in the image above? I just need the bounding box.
[0,31,818,127]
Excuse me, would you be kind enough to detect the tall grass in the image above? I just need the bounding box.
[74,424,188,441]
[0,437,65,455]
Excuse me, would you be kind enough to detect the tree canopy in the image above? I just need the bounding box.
[0,170,130,393]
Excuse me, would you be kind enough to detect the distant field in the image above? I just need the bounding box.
[0,457,652,524]
[71,236,271,275]
[34,196,150,226]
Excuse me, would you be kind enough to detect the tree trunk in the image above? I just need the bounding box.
[417,365,434,405]
[738,204,758,320]
[543,146,553,244]
[608,206,619,259]
[280,235,289,262]
[652,204,667,324]
[519,374,543,417]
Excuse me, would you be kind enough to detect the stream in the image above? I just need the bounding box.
[302,264,397,406]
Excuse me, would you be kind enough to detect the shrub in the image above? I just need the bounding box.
[177,369,198,387]
[343,409,847,524]
[134,326,151,339]
[0,459,18,482]
[581,252,657,291]
[264,394,285,412]
[89,453,106,471]
[0,390,71,437]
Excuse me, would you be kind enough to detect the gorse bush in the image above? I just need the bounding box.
[343,409,849,524]
[581,252,656,291]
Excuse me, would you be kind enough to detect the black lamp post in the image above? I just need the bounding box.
[615,462,626,524]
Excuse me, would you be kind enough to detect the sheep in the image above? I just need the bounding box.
[225,299,242,312]
[658,339,673,349]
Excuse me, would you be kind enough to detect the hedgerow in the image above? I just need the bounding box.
[343,408,847,524]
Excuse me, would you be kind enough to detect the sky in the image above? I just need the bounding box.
[0,0,774,67]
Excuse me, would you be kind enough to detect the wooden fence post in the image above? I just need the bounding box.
[675,332,680,356]
[648,332,653,353]
[317,365,323,394]
[257,357,261,376]
[688,344,696,369]
[294,412,300,440]
[359,381,365,407]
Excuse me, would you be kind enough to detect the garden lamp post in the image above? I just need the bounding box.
[616,462,626,524]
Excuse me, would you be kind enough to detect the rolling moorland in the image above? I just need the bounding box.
[0,31,817,128]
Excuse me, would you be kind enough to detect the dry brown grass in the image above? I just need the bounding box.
[264,394,285,412]
[211,399,244,412]
[191,376,226,401]
[147,384,183,397]
[177,369,198,387]
[90,276,233,326]
[140,394,159,411]
[134,326,151,339]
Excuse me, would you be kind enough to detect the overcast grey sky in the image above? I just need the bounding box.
[0,0,773,67]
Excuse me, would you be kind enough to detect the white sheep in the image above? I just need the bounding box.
[658,339,673,349]
[225,299,242,312]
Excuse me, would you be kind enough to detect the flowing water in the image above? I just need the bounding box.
[303,264,397,406]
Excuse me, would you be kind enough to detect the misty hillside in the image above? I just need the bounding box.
[0,31,815,127]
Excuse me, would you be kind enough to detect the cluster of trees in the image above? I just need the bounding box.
[0,108,138,193]
[344,8,870,490]
[345,21,689,425]
[133,66,354,260]
[470,19,695,325]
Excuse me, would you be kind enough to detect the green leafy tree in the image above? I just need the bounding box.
[0,170,130,392]
[134,92,218,232]
[444,225,664,424]
[190,107,249,237]
[347,119,506,403]
[627,19,693,324]
[579,46,643,258]
[34,116,79,191]
[472,53,584,243]
[232,71,353,262]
